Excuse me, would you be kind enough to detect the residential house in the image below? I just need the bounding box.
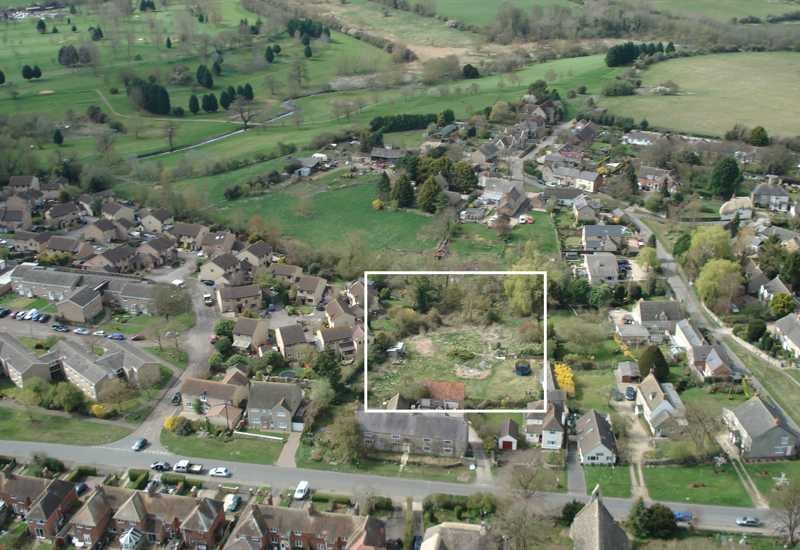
[637,165,678,193]
[43,236,94,260]
[471,142,498,166]
[25,479,77,541]
[346,280,378,312]
[420,522,496,550]
[460,207,486,223]
[57,285,103,323]
[11,264,82,301]
[169,223,209,250]
[326,296,362,328]
[83,244,139,273]
[498,419,519,451]
[615,361,640,384]
[540,186,583,207]
[101,201,136,224]
[0,472,49,516]
[112,491,225,550]
[223,504,385,550]
[551,166,602,193]
[232,317,269,353]
[419,380,465,410]
[269,263,303,285]
[636,373,687,436]
[179,377,248,412]
[569,487,631,550]
[584,253,619,285]
[6,175,40,195]
[83,218,125,244]
[65,486,131,549]
[631,299,683,338]
[136,235,177,269]
[237,240,272,268]
[751,180,790,212]
[571,120,599,145]
[318,326,357,360]
[622,130,661,146]
[199,253,250,286]
[772,311,800,358]
[581,225,626,253]
[745,260,769,297]
[206,402,244,429]
[7,190,43,212]
[719,197,753,222]
[356,411,469,457]
[139,208,173,234]
[576,410,617,465]
[524,400,565,450]
[573,194,598,223]
[723,396,798,460]
[496,185,531,218]
[201,231,242,258]
[687,344,733,382]
[216,284,262,314]
[759,276,792,304]
[247,381,305,432]
[10,231,51,253]
[44,202,82,228]
[370,147,405,164]
[614,323,650,346]
[222,367,249,386]
[296,275,327,306]
[274,324,309,361]
[0,205,32,231]
[50,339,123,401]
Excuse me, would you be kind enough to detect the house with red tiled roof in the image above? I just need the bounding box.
[419,380,465,410]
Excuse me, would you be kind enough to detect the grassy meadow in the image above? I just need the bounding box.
[601,52,800,137]
[643,0,800,22]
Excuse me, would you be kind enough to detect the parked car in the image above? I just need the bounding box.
[294,480,310,500]
[24,309,38,320]
[73,327,90,335]
[224,494,241,512]
[131,334,146,341]
[209,467,231,478]
[150,461,171,471]
[203,293,214,306]
[201,279,215,287]
[736,517,761,527]
[0,308,10,318]
[624,387,636,401]
[131,438,147,451]
[107,333,125,341]
[15,310,26,320]
[171,392,182,405]
[74,482,89,496]
[52,324,69,333]
[173,460,203,474]
[37,313,50,323]
[93,330,106,337]
[674,511,693,523]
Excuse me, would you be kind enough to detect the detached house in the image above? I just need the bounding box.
[139,208,173,234]
[232,317,269,353]
[471,142,498,166]
[496,185,531,218]
[0,205,32,231]
[723,396,798,460]
[179,377,248,412]
[631,299,683,340]
[269,263,303,285]
[687,345,733,382]
[326,296,362,328]
[137,235,177,269]
[44,201,82,228]
[758,276,792,304]
[296,275,327,306]
[275,324,309,361]
[584,253,619,285]
[169,223,209,250]
[216,284,261,314]
[83,243,139,273]
[524,400,566,450]
[551,166,602,194]
[318,326,357,360]
[237,240,272,268]
[636,373,687,437]
[200,253,251,286]
[201,231,242,258]
[576,410,617,465]
[247,381,305,432]
[581,225,626,253]
[356,412,469,457]
[83,218,125,244]
[573,194,598,223]
[637,165,678,193]
[751,180,790,212]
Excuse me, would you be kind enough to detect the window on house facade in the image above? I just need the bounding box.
[442,440,452,445]
[147,533,156,543]
[443,447,453,455]
[295,538,303,547]
[423,437,432,443]
[392,434,401,440]
[423,447,432,453]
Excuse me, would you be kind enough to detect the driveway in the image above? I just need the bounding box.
[566,441,586,495]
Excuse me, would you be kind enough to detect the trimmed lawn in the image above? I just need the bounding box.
[98,312,195,336]
[146,347,189,370]
[160,429,284,465]
[0,295,56,313]
[571,369,615,414]
[583,466,632,498]
[0,405,132,445]
[643,464,752,507]
[744,461,800,503]
[296,442,474,483]
[678,387,748,417]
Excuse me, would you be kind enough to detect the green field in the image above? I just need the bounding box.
[602,52,800,137]
[643,464,752,507]
[583,465,632,498]
[644,0,800,22]
[434,0,576,26]
[0,404,132,445]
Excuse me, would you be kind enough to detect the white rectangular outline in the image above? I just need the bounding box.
[363,270,548,414]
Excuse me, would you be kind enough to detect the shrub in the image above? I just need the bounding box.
[602,81,636,97]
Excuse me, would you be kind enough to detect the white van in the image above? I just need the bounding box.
[171,279,185,289]
[294,480,310,500]
[173,459,190,473]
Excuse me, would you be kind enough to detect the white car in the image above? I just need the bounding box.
[209,467,231,478]
[93,330,106,337]
[73,327,90,335]
[294,480,309,500]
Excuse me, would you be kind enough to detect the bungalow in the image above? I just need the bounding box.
[293,156,321,177]
[139,208,173,234]
[723,396,798,460]
[584,253,619,285]
[356,411,469,457]
[179,377,249,412]
[269,263,303,285]
[498,419,519,451]
[751,180,790,212]
[82,243,139,273]
[524,400,566,449]
[232,317,269,353]
[540,186,583,207]
[136,235,177,269]
[275,324,309,361]
[101,201,136,223]
[223,504,385,550]
[581,225,626,253]
[44,201,82,228]
[169,222,209,250]
[576,410,617,465]
[83,218,125,244]
[296,275,327,306]
[622,130,660,147]
[25,479,77,541]
[318,326,357,360]
[247,381,305,432]
[616,361,640,384]
[57,285,103,324]
[636,373,687,436]
[237,240,273,268]
[217,284,262,314]
[719,197,753,222]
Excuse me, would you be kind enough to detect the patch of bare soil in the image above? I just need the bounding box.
[455,365,491,379]
[413,336,436,356]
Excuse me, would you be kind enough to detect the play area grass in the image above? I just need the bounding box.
[643,464,752,507]
[367,324,541,408]
[602,52,800,137]
[571,368,615,414]
[583,466,632,498]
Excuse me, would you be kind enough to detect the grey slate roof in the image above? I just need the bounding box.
[248,382,303,413]
[576,410,617,459]
[356,411,468,442]
[752,182,789,198]
[636,299,683,322]
[64,285,101,307]
[0,333,51,376]
[776,312,800,348]
[11,265,82,288]
[585,252,618,281]
[729,396,786,439]
[569,488,630,550]
[276,324,306,346]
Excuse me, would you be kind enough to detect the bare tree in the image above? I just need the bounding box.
[774,479,800,546]
[164,121,177,151]
[231,97,257,129]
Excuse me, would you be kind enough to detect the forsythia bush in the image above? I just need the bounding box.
[372,199,384,210]
[614,334,637,360]
[554,362,576,397]
[90,403,112,418]
[164,416,180,432]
